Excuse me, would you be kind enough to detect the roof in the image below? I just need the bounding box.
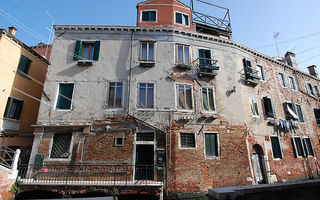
[0,29,50,64]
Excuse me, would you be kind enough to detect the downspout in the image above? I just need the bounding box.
[127,30,134,115]
[246,135,255,185]
[165,113,172,195]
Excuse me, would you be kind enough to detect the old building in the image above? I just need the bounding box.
[17,0,320,199]
[0,27,49,165]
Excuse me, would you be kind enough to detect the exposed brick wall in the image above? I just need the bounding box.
[0,169,15,200]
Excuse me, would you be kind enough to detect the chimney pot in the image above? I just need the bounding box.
[307,65,318,78]
[285,51,298,69]
[8,27,17,36]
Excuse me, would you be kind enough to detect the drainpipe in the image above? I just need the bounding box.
[245,135,255,185]
[127,30,134,116]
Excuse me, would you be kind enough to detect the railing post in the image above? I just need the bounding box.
[65,165,69,186]
[114,165,117,187]
[9,149,20,179]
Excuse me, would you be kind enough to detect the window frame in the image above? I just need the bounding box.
[278,72,287,88]
[256,65,266,81]
[201,87,216,113]
[175,43,191,64]
[314,85,320,97]
[137,82,156,110]
[295,104,304,123]
[174,11,190,27]
[270,136,284,160]
[249,94,259,117]
[292,136,306,158]
[204,132,219,159]
[179,132,196,149]
[105,81,125,110]
[17,54,32,75]
[3,96,24,120]
[140,9,157,23]
[48,133,74,161]
[73,40,100,61]
[288,76,297,91]
[55,83,75,111]
[262,96,276,119]
[114,136,124,147]
[313,108,320,126]
[305,81,315,96]
[303,137,315,157]
[175,83,194,112]
[139,41,156,62]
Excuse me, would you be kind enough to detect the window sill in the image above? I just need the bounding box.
[16,70,32,80]
[272,158,283,161]
[55,109,72,111]
[205,156,220,160]
[177,109,194,113]
[77,60,94,66]
[136,108,156,111]
[46,158,71,162]
[179,147,196,150]
[139,61,155,67]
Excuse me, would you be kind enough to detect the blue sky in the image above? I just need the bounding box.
[1,0,320,73]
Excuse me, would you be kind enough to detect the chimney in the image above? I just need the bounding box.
[285,51,298,68]
[307,65,318,77]
[8,27,17,36]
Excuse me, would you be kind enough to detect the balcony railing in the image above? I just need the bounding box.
[0,145,17,169]
[195,57,219,76]
[17,164,164,187]
[244,67,260,86]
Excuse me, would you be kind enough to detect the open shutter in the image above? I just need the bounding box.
[305,82,310,95]
[73,40,82,60]
[93,41,100,60]
[269,98,276,118]
[301,138,307,157]
[291,138,298,158]
[308,139,315,156]
[278,137,284,159]
[199,49,205,66]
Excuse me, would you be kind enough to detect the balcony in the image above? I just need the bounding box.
[196,58,219,77]
[244,67,260,86]
[17,164,164,187]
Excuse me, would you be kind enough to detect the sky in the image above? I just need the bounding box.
[1,0,320,74]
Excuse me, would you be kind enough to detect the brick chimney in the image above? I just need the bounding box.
[285,51,298,69]
[8,27,17,36]
[307,65,318,78]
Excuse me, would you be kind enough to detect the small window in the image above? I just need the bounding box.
[50,133,72,159]
[296,104,304,122]
[141,10,157,22]
[176,44,190,64]
[114,137,124,146]
[289,76,296,90]
[257,65,265,81]
[107,82,123,108]
[17,55,31,74]
[305,82,315,96]
[313,108,320,126]
[56,83,74,110]
[4,97,24,120]
[205,133,218,157]
[314,85,320,97]
[202,87,215,112]
[292,137,306,157]
[279,73,287,88]
[303,138,314,156]
[263,96,275,118]
[270,136,283,159]
[175,12,189,26]
[249,94,259,117]
[138,83,154,108]
[137,132,154,141]
[180,133,195,148]
[140,41,155,61]
[176,84,193,110]
[73,40,100,61]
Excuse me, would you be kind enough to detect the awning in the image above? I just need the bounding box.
[287,105,298,120]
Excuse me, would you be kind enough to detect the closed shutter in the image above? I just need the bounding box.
[205,133,217,157]
[93,41,100,60]
[73,40,82,60]
[34,154,44,169]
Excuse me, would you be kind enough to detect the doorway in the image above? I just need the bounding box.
[252,144,267,184]
[135,144,154,180]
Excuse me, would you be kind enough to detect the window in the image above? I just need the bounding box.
[106,82,123,108]
[141,10,157,22]
[249,95,259,117]
[278,73,287,88]
[138,83,154,108]
[73,40,100,61]
[180,133,195,148]
[50,133,72,159]
[114,137,124,146]
[303,138,315,156]
[292,137,306,157]
[199,49,213,66]
[202,87,215,112]
[257,65,265,81]
[313,108,320,126]
[296,104,304,122]
[263,96,275,118]
[270,136,283,159]
[4,97,24,120]
[176,44,190,64]
[205,133,218,157]
[305,82,315,96]
[284,102,298,120]
[140,42,155,61]
[17,55,31,74]
[243,58,258,81]
[176,84,193,110]
[314,85,320,97]
[56,83,74,110]
[289,76,296,90]
[175,12,189,26]
[137,132,154,141]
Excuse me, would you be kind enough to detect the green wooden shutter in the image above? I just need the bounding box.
[93,41,100,60]
[308,139,315,156]
[278,137,284,159]
[301,138,307,157]
[269,97,276,119]
[73,40,82,60]
[205,134,211,156]
[34,154,45,169]
[291,138,298,158]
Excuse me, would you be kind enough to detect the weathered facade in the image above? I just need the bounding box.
[20,0,320,199]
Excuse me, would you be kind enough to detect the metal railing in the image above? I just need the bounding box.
[194,57,219,75]
[193,11,232,32]
[17,164,164,186]
[244,67,260,81]
[0,145,17,169]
